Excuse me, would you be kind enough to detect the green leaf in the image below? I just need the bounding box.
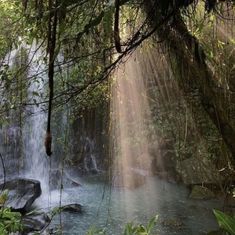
[213,210,235,235]
[146,215,158,233]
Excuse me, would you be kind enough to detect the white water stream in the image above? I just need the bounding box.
[22,44,50,195]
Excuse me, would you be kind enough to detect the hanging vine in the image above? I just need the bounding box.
[114,0,122,53]
[44,0,58,156]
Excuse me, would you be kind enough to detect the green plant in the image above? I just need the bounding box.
[214,209,235,235]
[86,226,106,235]
[0,190,8,206]
[86,215,158,235]
[0,207,22,234]
[123,215,158,235]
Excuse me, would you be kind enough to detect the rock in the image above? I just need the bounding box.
[49,170,81,189]
[0,178,41,213]
[189,185,215,200]
[178,157,223,185]
[22,212,50,234]
[60,204,82,213]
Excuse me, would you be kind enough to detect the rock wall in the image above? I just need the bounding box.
[0,125,22,179]
[52,104,110,175]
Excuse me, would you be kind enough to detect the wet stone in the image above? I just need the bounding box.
[60,203,82,213]
[22,212,50,234]
[0,178,41,213]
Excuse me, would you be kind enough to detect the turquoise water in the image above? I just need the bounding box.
[35,176,221,235]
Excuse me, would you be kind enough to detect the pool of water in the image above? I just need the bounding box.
[34,175,221,235]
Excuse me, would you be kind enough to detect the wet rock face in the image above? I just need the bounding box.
[49,170,81,190]
[179,157,223,185]
[0,178,41,213]
[0,126,22,179]
[150,139,181,183]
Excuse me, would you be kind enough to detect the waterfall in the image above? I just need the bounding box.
[22,44,49,194]
[110,50,160,219]
[0,45,50,184]
[111,51,154,185]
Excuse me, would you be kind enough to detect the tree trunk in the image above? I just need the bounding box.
[144,1,235,162]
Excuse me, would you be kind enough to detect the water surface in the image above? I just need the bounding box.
[34,175,221,235]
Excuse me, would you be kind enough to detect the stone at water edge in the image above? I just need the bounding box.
[22,212,50,234]
[189,185,215,200]
[60,203,82,213]
[0,178,41,213]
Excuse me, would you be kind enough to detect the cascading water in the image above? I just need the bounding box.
[110,51,159,219]
[23,44,50,195]
[111,54,155,178]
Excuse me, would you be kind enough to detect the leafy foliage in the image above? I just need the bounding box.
[214,210,235,235]
[0,208,22,234]
[86,226,107,235]
[123,215,158,235]
[0,190,22,234]
[86,215,158,235]
[0,190,8,206]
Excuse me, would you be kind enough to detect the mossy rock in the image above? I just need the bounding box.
[189,185,215,200]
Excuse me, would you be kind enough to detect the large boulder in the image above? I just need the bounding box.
[0,178,41,213]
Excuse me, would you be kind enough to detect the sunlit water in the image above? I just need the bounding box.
[33,175,221,235]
